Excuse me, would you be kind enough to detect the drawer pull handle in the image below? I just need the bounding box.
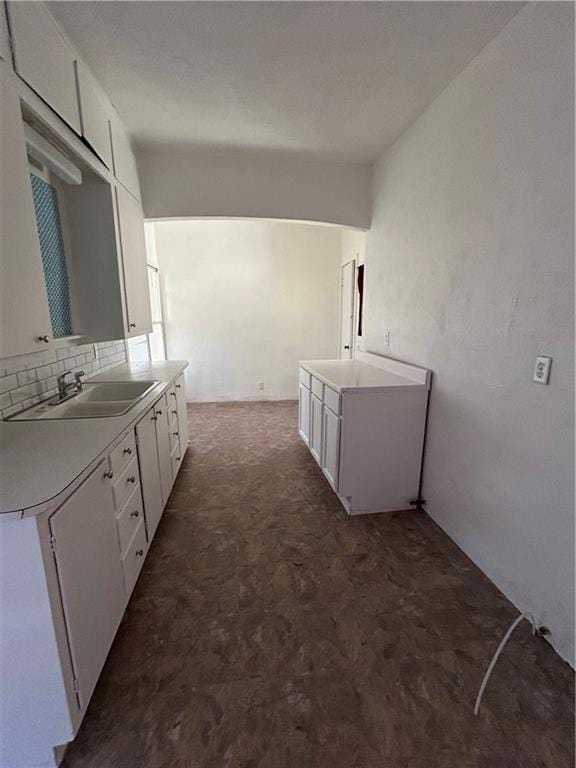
[127,476,136,484]
[170,392,176,397]
[151,416,157,422]
[173,431,179,436]
[172,409,177,415]
[37,334,50,343]
[176,456,181,462]
[156,409,163,415]
[136,549,144,557]
[130,510,140,518]
[129,322,136,329]
[103,471,113,479]
[123,447,132,455]
[176,384,182,389]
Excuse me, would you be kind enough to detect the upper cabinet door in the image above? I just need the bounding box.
[76,61,113,169]
[0,63,53,358]
[115,184,152,336]
[7,2,81,133]
[110,117,141,201]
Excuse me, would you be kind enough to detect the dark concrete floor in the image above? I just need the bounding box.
[63,401,574,768]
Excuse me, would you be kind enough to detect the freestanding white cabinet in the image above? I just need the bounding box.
[298,352,431,515]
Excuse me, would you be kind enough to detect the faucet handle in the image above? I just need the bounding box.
[57,370,72,383]
[74,370,86,390]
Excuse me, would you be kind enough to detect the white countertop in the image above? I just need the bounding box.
[0,360,187,516]
[300,359,428,392]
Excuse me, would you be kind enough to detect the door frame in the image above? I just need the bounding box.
[339,258,356,359]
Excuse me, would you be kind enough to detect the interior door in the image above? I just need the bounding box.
[339,260,355,359]
[136,407,164,542]
[49,460,125,709]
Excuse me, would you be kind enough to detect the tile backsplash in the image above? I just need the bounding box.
[0,340,127,419]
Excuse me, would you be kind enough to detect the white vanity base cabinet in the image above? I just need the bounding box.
[298,353,431,516]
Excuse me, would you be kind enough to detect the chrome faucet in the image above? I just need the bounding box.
[56,370,85,402]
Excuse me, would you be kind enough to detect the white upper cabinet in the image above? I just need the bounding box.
[7,2,81,133]
[110,116,141,201]
[115,184,152,336]
[76,61,113,169]
[0,63,53,358]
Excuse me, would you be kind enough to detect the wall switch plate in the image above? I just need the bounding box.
[384,329,391,346]
[533,356,552,384]
[258,382,265,390]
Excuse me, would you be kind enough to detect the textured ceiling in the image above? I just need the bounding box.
[50,1,523,161]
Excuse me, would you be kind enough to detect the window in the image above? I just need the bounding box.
[29,172,73,338]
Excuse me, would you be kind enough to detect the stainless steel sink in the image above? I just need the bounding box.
[8,381,160,420]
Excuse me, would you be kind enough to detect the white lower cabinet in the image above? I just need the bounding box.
[0,369,190,768]
[49,459,126,710]
[120,519,147,596]
[298,355,431,515]
[321,405,340,489]
[154,395,174,503]
[310,393,323,464]
[174,374,189,455]
[135,407,164,542]
[298,382,311,445]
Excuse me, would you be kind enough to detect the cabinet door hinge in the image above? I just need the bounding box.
[49,535,57,554]
[73,678,80,693]
[134,431,139,446]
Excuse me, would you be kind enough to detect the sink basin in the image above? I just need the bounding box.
[75,381,156,403]
[8,380,160,421]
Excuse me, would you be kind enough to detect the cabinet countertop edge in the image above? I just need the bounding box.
[299,359,430,393]
[0,360,188,517]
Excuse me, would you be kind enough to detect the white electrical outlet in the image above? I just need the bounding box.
[258,382,265,391]
[384,329,391,346]
[533,356,552,385]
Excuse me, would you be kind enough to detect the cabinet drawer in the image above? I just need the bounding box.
[109,430,137,478]
[324,385,341,416]
[169,425,180,454]
[116,483,144,556]
[171,444,181,477]
[311,376,324,399]
[121,519,147,596]
[112,455,140,511]
[299,368,311,389]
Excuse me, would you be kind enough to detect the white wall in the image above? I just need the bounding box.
[154,219,342,401]
[139,151,372,229]
[364,3,574,662]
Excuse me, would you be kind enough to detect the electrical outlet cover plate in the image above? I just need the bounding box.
[533,356,552,385]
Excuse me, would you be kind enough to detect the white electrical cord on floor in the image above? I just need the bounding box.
[474,612,537,716]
